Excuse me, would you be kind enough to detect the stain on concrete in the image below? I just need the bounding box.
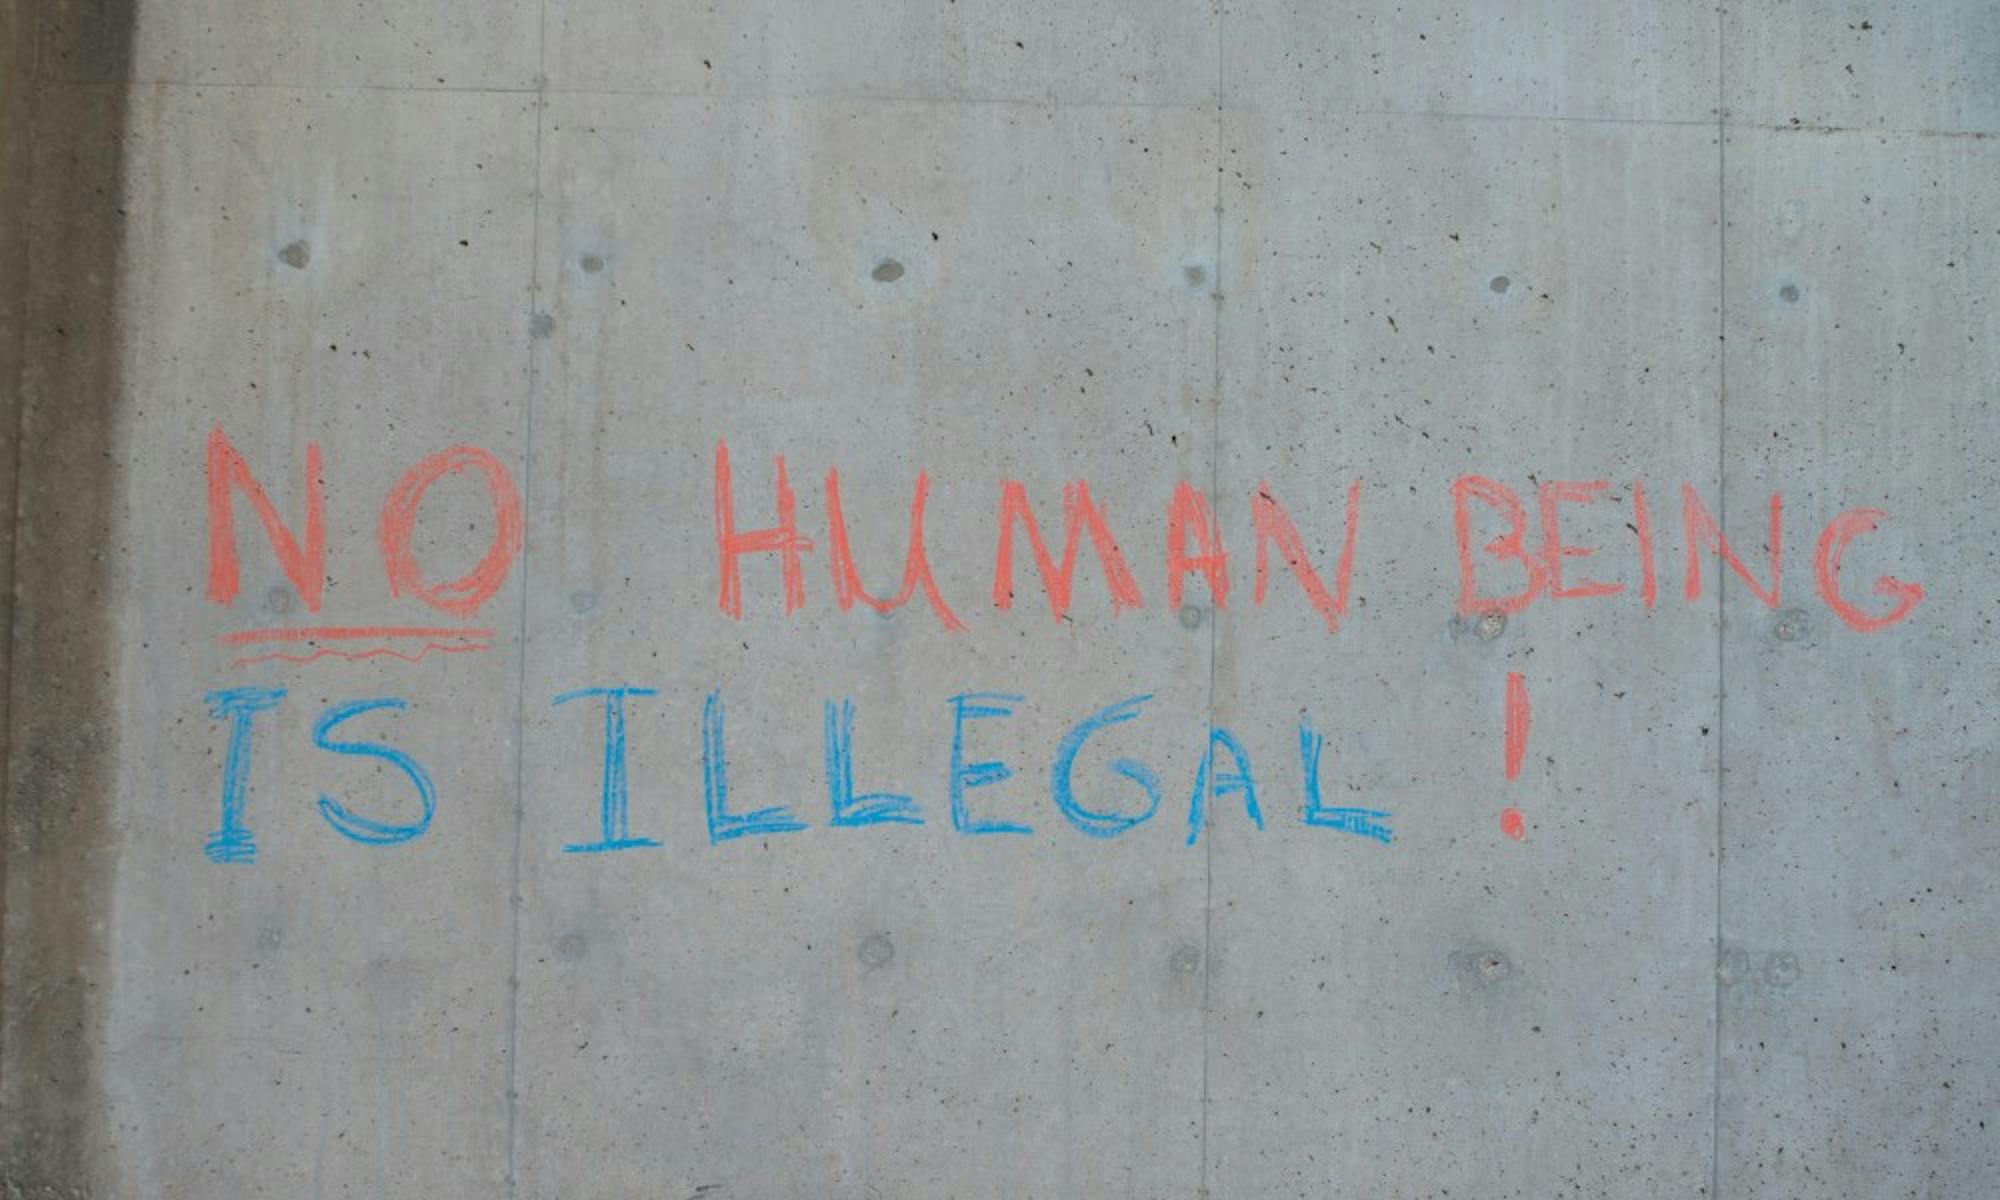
[1450,948,1515,989]
[0,0,135,1194]
[856,932,894,969]
[1772,606,1814,644]
[1448,611,1508,644]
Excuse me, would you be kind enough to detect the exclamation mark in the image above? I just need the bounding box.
[1500,670,1529,841]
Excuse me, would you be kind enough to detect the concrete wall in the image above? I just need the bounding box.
[2,2,1995,1196]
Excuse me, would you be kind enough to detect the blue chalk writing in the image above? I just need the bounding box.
[1298,717,1393,843]
[947,691,1031,835]
[825,698,921,827]
[313,698,437,845]
[554,686,663,853]
[203,686,285,864]
[703,688,807,843]
[1050,694,1161,838]
[1185,726,1262,846]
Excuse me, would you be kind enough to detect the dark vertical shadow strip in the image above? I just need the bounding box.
[0,0,136,1193]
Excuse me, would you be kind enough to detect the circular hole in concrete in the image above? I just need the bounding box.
[857,932,895,968]
[871,259,905,283]
[1773,607,1812,643]
[1489,274,1511,295]
[1778,283,1800,303]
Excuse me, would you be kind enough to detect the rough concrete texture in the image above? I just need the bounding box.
[1,2,1995,1197]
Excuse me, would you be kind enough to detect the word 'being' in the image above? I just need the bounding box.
[198,685,1392,864]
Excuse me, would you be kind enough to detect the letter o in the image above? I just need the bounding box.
[378,445,524,617]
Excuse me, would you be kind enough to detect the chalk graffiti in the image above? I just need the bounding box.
[312,698,436,845]
[552,687,662,853]
[198,686,1398,861]
[203,429,1928,643]
[192,427,1931,862]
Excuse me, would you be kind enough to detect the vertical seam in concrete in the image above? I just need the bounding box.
[1709,7,1729,1199]
[1199,4,1225,1196]
[503,5,549,1195]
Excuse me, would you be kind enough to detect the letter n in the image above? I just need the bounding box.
[207,426,324,611]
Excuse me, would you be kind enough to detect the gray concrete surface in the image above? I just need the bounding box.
[1,2,1995,1196]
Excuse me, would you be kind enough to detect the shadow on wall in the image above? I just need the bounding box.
[0,0,136,1194]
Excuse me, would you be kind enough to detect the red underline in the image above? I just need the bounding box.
[230,642,494,668]
[220,625,496,647]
